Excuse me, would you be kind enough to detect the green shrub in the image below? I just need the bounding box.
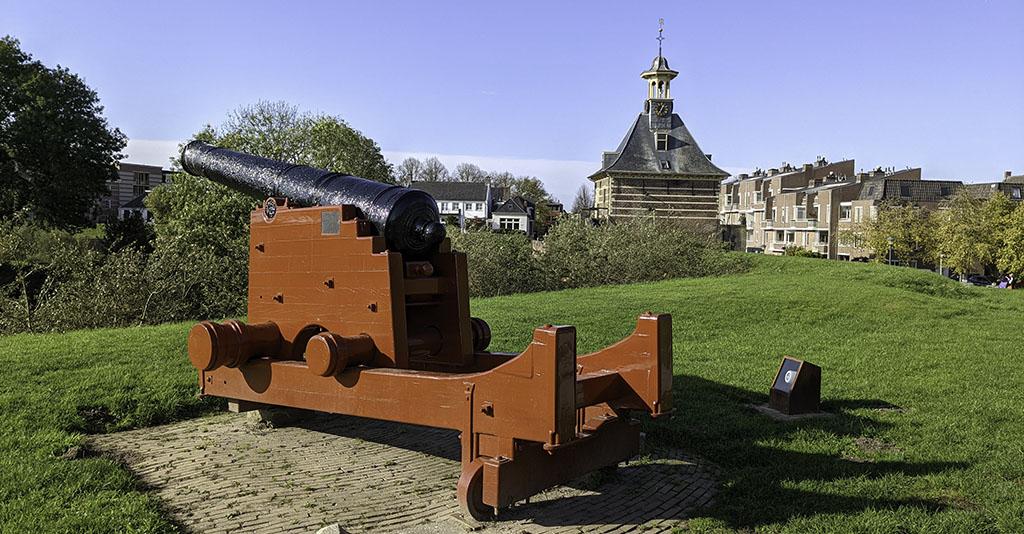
[103,211,155,253]
[541,218,745,290]
[0,215,749,332]
[447,228,540,296]
[32,247,151,330]
[449,218,749,297]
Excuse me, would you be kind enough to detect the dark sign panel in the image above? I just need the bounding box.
[769,357,821,415]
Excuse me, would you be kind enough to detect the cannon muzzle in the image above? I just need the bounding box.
[181,141,445,257]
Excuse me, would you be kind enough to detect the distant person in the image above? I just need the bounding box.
[998,276,1009,289]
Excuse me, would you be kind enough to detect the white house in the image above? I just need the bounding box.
[410,182,492,222]
[490,197,535,237]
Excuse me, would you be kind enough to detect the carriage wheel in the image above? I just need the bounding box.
[457,461,494,523]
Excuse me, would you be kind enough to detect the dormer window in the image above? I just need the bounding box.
[655,133,669,151]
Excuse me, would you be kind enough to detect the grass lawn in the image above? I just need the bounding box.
[1,254,1023,532]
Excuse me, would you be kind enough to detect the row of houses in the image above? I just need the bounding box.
[409,181,551,237]
[95,164,550,237]
[719,161,1023,260]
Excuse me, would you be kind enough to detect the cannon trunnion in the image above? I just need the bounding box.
[184,145,674,521]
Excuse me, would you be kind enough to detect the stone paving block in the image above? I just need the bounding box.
[90,412,718,533]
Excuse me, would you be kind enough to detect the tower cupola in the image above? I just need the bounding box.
[642,19,678,130]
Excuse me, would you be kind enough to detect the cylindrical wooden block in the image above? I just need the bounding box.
[305,333,376,377]
[188,320,282,371]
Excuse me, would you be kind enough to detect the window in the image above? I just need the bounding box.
[655,133,669,151]
[133,172,149,186]
[775,230,784,242]
[755,191,763,202]
[818,231,829,244]
[900,184,911,198]
[1013,188,1022,200]
[785,231,795,243]
[795,206,806,220]
[440,202,449,211]
[839,203,852,220]
[854,206,863,222]
[475,202,483,210]
[498,217,520,230]
[770,208,776,221]
[659,159,671,170]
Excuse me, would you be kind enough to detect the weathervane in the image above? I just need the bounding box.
[657,18,665,57]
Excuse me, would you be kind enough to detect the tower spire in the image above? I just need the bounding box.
[657,18,665,58]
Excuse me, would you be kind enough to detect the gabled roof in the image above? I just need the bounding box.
[589,113,729,180]
[409,181,488,201]
[122,193,148,209]
[494,196,533,215]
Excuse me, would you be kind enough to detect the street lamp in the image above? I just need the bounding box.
[886,237,895,265]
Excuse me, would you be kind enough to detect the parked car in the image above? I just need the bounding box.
[966,275,995,287]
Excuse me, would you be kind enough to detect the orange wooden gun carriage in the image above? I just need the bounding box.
[182,142,673,520]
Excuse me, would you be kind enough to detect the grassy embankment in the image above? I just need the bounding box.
[1,254,1022,532]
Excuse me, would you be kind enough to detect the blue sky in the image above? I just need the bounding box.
[4,0,1022,203]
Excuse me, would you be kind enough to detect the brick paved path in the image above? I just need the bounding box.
[90,413,717,533]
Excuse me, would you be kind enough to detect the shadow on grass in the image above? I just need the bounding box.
[283,374,965,529]
[646,374,969,529]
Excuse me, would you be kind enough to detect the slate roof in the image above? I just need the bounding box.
[967,181,1024,200]
[589,113,729,180]
[857,178,961,202]
[409,181,488,201]
[493,196,533,215]
[122,193,148,209]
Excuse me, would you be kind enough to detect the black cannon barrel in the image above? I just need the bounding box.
[181,141,445,257]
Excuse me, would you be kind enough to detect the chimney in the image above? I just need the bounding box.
[1006,170,1013,181]
[768,168,778,176]
[738,173,749,180]
[803,163,813,174]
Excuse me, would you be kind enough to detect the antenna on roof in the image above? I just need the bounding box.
[657,18,665,57]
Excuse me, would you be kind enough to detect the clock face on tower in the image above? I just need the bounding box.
[653,101,672,117]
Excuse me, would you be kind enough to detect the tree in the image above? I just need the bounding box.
[981,192,1015,259]
[420,157,449,182]
[453,162,488,183]
[996,203,1024,280]
[396,157,423,185]
[145,100,393,318]
[571,184,594,213]
[486,171,517,191]
[850,201,934,265]
[935,189,995,279]
[0,36,127,229]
